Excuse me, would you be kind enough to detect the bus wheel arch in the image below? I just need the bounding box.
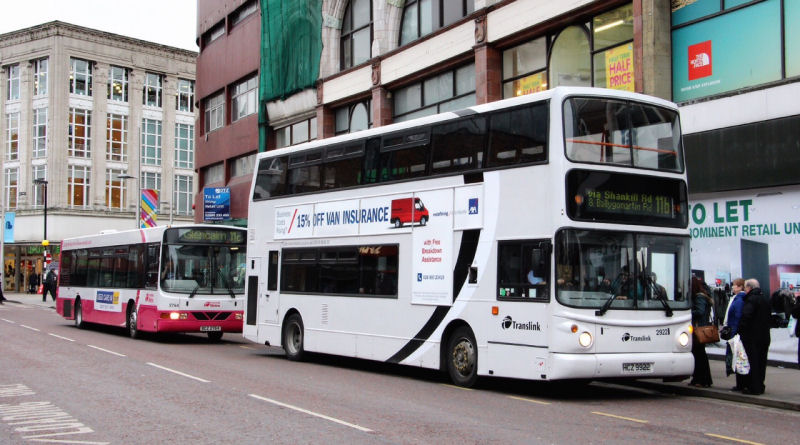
[74,297,84,329]
[126,299,140,339]
[442,321,478,387]
[282,310,305,361]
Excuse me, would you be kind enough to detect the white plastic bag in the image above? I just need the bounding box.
[789,317,797,338]
[730,334,750,375]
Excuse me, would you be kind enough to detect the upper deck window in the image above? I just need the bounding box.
[564,97,684,173]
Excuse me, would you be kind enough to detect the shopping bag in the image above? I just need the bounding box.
[732,335,750,375]
[37,284,43,294]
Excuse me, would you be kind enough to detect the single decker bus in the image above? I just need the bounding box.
[243,86,693,386]
[56,225,247,340]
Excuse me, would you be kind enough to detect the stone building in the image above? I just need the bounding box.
[0,21,197,292]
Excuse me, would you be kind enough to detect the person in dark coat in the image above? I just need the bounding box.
[738,279,771,395]
[724,277,747,391]
[689,276,713,388]
[791,296,800,366]
[42,269,57,302]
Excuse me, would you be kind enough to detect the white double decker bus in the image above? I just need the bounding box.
[244,87,693,386]
[57,225,247,341]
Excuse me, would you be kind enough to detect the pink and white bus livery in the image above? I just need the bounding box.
[56,225,247,340]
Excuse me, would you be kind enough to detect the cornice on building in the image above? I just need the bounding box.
[0,21,197,63]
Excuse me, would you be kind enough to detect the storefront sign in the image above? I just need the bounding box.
[4,212,14,243]
[512,72,547,97]
[605,44,635,91]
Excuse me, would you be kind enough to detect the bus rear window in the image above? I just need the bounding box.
[564,97,683,172]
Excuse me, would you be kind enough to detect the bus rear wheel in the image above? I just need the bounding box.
[207,331,223,342]
[446,326,478,387]
[74,299,84,329]
[127,304,140,339]
[282,313,305,361]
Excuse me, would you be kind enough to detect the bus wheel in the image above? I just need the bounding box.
[127,305,140,339]
[207,331,223,342]
[282,313,305,361]
[74,300,84,329]
[419,216,428,226]
[446,326,478,387]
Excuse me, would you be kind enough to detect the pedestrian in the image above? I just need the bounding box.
[722,278,747,391]
[790,295,800,366]
[43,268,57,302]
[0,271,6,304]
[29,272,40,294]
[738,278,771,395]
[689,276,713,388]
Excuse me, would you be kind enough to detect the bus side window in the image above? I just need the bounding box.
[252,156,287,200]
[362,137,381,184]
[497,240,551,300]
[145,243,159,289]
[488,103,548,167]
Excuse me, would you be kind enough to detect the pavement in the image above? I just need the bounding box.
[3,291,798,410]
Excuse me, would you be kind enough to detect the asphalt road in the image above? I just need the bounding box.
[1,302,796,444]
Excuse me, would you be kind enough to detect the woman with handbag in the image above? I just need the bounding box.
[689,276,714,388]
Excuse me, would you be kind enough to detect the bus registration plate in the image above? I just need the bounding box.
[622,362,653,373]
[200,326,222,332]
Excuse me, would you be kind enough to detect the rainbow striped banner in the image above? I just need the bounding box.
[140,189,159,228]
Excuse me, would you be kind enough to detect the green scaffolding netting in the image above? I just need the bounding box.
[259,0,323,152]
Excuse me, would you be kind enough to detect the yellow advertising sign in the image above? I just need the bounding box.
[512,71,547,97]
[605,44,635,91]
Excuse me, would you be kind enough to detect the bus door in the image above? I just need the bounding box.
[245,248,280,336]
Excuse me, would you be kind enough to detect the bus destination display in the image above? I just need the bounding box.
[168,228,246,245]
[566,170,688,228]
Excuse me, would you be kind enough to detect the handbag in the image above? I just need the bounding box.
[694,324,720,344]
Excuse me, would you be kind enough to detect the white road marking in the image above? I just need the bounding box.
[249,394,373,433]
[48,333,76,342]
[86,345,126,357]
[508,395,552,405]
[440,384,473,391]
[1,318,15,323]
[0,400,108,444]
[591,411,648,423]
[705,433,764,445]
[20,324,41,332]
[146,362,210,383]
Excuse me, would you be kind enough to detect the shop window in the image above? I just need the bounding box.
[549,26,591,88]
[335,101,371,135]
[400,0,475,45]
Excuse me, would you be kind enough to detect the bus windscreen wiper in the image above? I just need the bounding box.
[188,283,200,299]
[595,292,617,316]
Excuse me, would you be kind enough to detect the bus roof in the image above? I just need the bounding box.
[257,87,678,160]
[60,224,245,250]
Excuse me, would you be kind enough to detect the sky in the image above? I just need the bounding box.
[0,0,198,51]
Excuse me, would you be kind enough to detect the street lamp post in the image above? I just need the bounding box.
[117,174,139,229]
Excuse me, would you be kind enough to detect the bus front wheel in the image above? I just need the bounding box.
[446,326,478,387]
[282,313,305,361]
[74,299,84,329]
[127,304,140,339]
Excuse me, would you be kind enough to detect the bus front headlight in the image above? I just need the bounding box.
[578,331,593,348]
[678,331,690,347]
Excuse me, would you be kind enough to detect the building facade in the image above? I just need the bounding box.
[195,0,670,224]
[0,21,198,292]
[194,0,798,294]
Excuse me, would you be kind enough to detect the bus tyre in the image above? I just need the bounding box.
[127,304,140,339]
[446,326,478,387]
[74,299,84,329]
[282,313,305,361]
[207,331,223,342]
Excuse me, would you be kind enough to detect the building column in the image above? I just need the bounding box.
[473,16,502,105]
[315,81,335,139]
[638,0,672,100]
[370,62,392,127]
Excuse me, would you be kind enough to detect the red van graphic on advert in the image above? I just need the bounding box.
[390,197,429,228]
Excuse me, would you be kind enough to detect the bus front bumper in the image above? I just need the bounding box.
[547,351,694,380]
